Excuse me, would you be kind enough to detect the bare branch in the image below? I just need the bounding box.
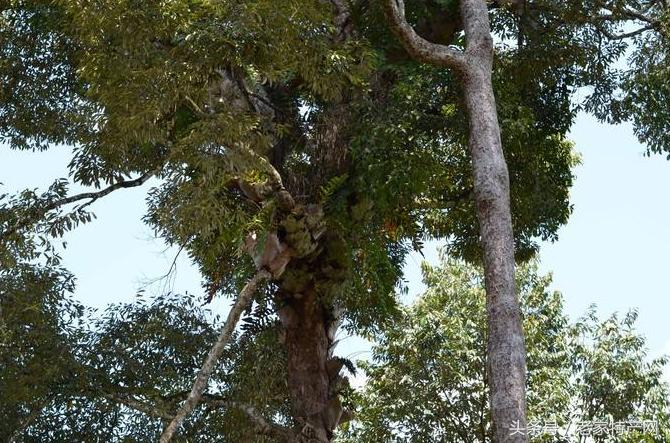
[383,0,468,70]
[598,24,655,39]
[593,6,661,26]
[159,270,272,443]
[140,242,188,294]
[622,7,659,24]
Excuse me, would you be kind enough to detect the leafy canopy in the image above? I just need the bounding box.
[2,0,670,440]
[343,257,670,442]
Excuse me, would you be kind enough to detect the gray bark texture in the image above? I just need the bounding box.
[160,270,272,443]
[385,0,529,441]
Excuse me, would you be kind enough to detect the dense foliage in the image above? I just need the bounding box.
[343,258,670,442]
[2,0,669,440]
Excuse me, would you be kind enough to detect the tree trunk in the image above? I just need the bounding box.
[281,286,332,442]
[277,232,349,443]
[384,0,529,441]
[462,63,528,443]
[459,1,528,441]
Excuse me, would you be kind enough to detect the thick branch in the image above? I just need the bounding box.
[159,270,272,443]
[462,0,495,62]
[209,69,296,210]
[330,0,354,42]
[383,0,468,70]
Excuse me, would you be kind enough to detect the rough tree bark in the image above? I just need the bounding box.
[279,282,343,443]
[384,0,528,442]
[275,218,352,442]
[282,286,332,441]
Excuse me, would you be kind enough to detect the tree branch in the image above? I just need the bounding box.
[0,169,158,241]
[104,393,174,420]
[208,68,296,210]
[8,401,50,443]
[159,270,272,443]
[621,7,659,25]
[383,0,468,70]
[103,389,295,441]
[201,397,296,442]
[597,24,655,40]
[233,145,295,211]
[330,0,354,42]
[461,0,495,61]
[490,0,525,15]
[593,4,661,26]
[46,169,157,212]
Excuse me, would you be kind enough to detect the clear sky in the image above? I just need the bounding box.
[538,113,670,383]
[1,112,669,384]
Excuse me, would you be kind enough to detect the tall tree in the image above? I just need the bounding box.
[2,0,669,441]
[384,1,529,440]
[382,0,670,440]
[342,258,670,443]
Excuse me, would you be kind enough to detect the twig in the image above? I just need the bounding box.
[140,242,188,294]
[159,270,272,442]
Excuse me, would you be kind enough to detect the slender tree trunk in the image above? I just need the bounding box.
[461,56,528,443]
[384,0,529,441]
[458,2,528,441]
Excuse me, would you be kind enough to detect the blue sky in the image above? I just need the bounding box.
[539,113,670,378]
[1,112,669,384]
[376,113,670,382]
